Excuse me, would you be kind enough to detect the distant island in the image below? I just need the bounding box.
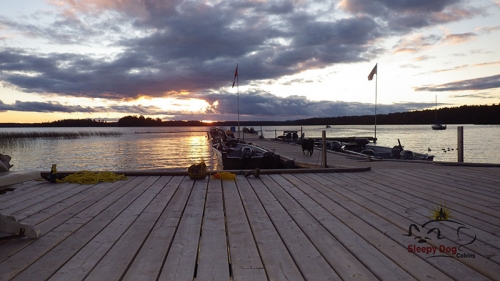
[1,103,499,127]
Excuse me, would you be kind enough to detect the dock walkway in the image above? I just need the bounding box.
[242,134,436,170]
[1,136,499,280]
[242,134,500,169]
[1,167,499,280]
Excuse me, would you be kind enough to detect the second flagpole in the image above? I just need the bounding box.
[375,66,377,142]
[237,65,240,139]
[368,63,378,143]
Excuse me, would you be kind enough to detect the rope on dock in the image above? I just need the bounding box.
[56,171,128,184]
[211,172,237,181]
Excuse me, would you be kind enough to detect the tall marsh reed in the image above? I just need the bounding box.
[0,131,122,147]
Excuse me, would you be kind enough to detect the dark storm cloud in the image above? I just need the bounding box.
[0,0,485,120]
[415,74,500,92]
[0,91,438,121]
[341,0,460,14]
[0,100,100,113]
[340,0,479,31]
[0,99,166,116]
[175,90,439,120]
[0,16,103,45]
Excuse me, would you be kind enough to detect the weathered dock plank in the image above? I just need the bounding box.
[0,176,148,279]
[279,173,415,280]
[0,181,71,212]
[222,179,267,281]
[301,173,454,280]
[10,176,162,281]
[0,180,122,262]
[158,178,207,281]
[236,176,304,281]
[121,176,193,281]
[324,171,494,280]
[371,168,500,229]
[251,175,340,281]
[1,161,499,281]
[266,173,379,280]
[196,178,230,281]
[51,176,174,281]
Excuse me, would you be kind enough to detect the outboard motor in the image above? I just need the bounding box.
[391,146,402,159]
[330,141,343,152]
[401,150,414,160]
[240,146,253,169]
[241,146,253,159]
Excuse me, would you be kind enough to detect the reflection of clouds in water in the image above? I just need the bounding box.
[3,124,499,170]
[4,127,218,171]
[111,132,216,170]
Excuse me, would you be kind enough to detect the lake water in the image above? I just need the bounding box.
[1,124,499,172]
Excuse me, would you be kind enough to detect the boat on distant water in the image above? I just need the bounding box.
[432,95,447,130]
[209,127,276,170]
[432,122,447,130]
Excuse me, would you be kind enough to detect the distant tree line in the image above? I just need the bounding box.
[29,118,112,127]
[285,104,500,126]
[1,104,499,127]
[117,115,209,127]
[217,104,500,126]
[117,115,163,126]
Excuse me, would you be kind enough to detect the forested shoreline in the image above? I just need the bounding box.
[1,104,499,127]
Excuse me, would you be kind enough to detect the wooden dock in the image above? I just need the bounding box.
[1,134,500,280]
[241,133,500,169]
[1,162,499,280]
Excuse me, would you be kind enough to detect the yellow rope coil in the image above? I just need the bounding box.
[56,171,128,184]
[211,172,236,181]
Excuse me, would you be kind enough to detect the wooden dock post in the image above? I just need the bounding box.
[458,126,464,162]
[322,130,327,168]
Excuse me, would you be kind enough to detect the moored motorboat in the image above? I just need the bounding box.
[359,143,434,161]
[209,127,276,170]
[330,138,434,161]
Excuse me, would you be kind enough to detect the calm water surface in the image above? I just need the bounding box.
[1,127,219,172]
[1,124,499,171]
[263,124,500,164]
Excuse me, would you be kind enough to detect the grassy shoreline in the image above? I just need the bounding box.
[0,131,123,147]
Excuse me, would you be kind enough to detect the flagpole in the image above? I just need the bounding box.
[368,63,378,143]
[374,66,377,142]
[237,66,240,140]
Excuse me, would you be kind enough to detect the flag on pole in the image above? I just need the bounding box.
[368,64,377,81]
[232,64,238,87]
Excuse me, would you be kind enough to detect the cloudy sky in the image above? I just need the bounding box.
[1,0,499,123]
